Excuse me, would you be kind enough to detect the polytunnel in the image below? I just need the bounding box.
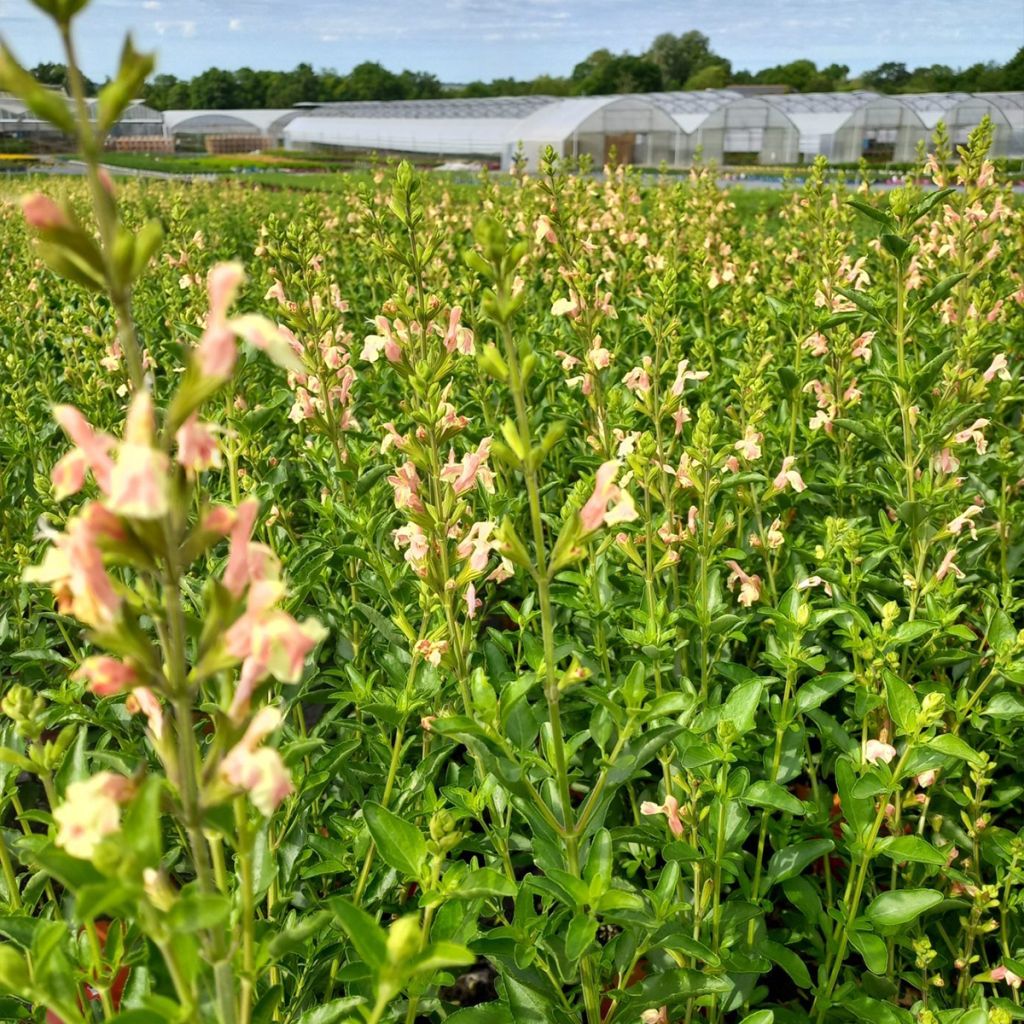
[976,93,1024,156]
[692,94,801,164]
[283,96,557,165]
[644,90,740,164]
[164,109,303,146]
[510,95,681,170]
[761,92,928,163]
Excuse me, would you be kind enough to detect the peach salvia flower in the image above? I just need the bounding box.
[74,656,139,697]
[456,521,501,573]
[580,461,638,533]
[933,448,960,475]
[936,548,965,582]
[803,331,829,357]
[991,965,1024,989]
[53,772,133,860]
[851,331,875,361]
[126,686,165,740]
[388,461,424,513]
[670,359,709,396]
[414,638,449,668]
[773,456,806,493]
[797,575,833,596]
[443,307,474,355]
[106,392,169,520]
[21,192,70,231]
[622,364,651,393]
[550,296,578,317]
[220,706,294,816]
[196,262,245,379]
[223,499,280,598]
[952,418,989,454]
[640,795,684,838]
[725,560,762,607]
[640,1010,669,1024]
[734,427,763,461]
[946,505,982,540]
[393,523,430,575]
[440,438,495,495]
[175,414,221,475]
[983,353,1011,383]
[865,739,897,764]
[51,405,116,500]
[916,770,938,788]
[24,510,121,629]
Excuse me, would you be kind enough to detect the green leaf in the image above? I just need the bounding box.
[865,888,943,928]
[889,621,938,645]
[293,997,365,1024]
[930,733,983,767]
[565,914,597,962]
[763,940,811,988]
[765,839,833,886]
[329,898,386,971]
[848,926,888,974]
[723,679,764,736]
[883,671,919,736]
[451,868,516,901]
[913,271,968,313]
[742,781,805,816]
[362,802,427,880]
[876,836,946,867]
[794,673,852,714]
[738,1013,774,1024]
[446,1006,514,1024]
[846,198,893,228]
[168,892,231,932]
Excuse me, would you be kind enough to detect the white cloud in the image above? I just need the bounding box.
[142,0,160,9]
[154,19,197,38]
[229,17,242,30]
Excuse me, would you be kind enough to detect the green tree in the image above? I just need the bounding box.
[684,61,730,90]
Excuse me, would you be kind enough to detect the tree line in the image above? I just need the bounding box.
[27,33,1024,111]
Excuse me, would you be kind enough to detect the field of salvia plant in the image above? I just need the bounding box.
[2,6,1024,1024]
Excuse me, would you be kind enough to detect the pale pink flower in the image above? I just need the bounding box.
[21,192,69,230]
[936,548,964,582]
[220,706,293,815]
[933,448,960,475]
[640,1010,669,1024]
[53,772,133,859]
[24,511,121,629]
[393,523,429,574]
[224,599,326,720]
[991,965,1023,989]
[851,331,875,361]
[175,414,221,475]
[414,638,449,667]
[443,307,474,355]
[672,407,691,435]
[465,583,480,619]
[361,316,402,363]
[803,332,829,357]
[488,557,515,584]
[388,461,424,513]
[773,456,806,493]
[106,392,168,520]
[983,353,1010,383]
[734,427,763,461]
[196,262,245,379]
[916,770,937,788]
[725,560,762,607]
[722,455,740,474]
[126,686,164,740]
[580,461,638,533]
[440,439,495,495]
[588,338,611,371]
[555,350,580,372]
[946,505,982,540]
[550,297,577,317]
[670,359,709,396]
[796,575,833,596]
[766,517,784,549]
[456,521,500,573]
[640,795,684,838]
[51,405,116,499]
[953,418,989,454]
[74,656,139,697]
[223,500,267,597]
[809,408,833,432]
[622,365,651,393]
[687,506,699,535]
[865,739,897,765]
[534,216,556,245]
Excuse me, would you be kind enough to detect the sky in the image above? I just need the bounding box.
[0,0,1021,83]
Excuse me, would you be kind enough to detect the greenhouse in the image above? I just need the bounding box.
[644,90,740,163]
[86,98,164,137]
[690,94,801,164]
[163,109,303,149]
[283,96,558,166]
[897,92,1024,155]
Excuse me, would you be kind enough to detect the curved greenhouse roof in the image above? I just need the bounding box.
[163,109,302,136]
[303,96,557,120]
[645,90,739,132]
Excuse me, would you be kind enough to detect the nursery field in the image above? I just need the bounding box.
[1,76,1024,1024]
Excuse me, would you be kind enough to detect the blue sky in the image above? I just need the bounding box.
[0,0,1021,82]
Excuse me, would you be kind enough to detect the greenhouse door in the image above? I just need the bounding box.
[604,133,635,165]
